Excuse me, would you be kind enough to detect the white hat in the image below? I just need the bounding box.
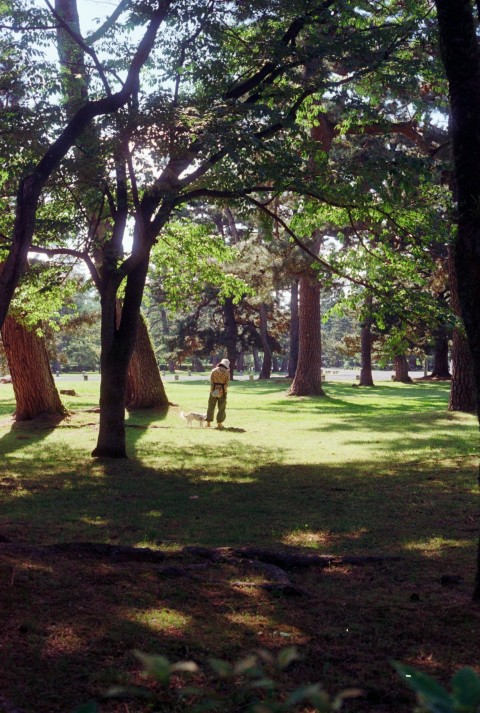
[218,358,230,368]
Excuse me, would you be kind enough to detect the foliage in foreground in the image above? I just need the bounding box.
[73,649,480,713]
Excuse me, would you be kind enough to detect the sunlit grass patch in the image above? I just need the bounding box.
[132,607,192,633]
[404,536,472,556]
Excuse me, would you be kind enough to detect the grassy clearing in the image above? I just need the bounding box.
[0,377,479,712]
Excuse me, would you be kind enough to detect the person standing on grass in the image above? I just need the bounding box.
[206,358,230,429]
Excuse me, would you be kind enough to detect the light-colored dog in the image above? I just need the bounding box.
[180,410,207,427]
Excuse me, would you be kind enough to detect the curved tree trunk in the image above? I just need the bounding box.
[288,273,325,396]
[258,302,272,380]
[126,313,168,410]
[1,317,66,421]
[93,255,149,459]
[393,355,412,383]
[288,278,299,378]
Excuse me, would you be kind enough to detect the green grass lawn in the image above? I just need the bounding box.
[0,377,479,712]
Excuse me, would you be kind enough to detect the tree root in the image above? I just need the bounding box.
[0,541,402,597]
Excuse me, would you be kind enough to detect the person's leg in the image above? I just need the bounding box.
[216,396,227,425]
[206,394,217,425]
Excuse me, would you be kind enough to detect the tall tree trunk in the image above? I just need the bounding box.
[252,348,261,372]
[288,273,325,396]
[93,256,149,459]
[222,297,237,377]
[448,246,476,411]
[288,278,300,378]
[393,355,412,383]
[258,302,272,380]
[429,331,451,378]
[237,353,245,372]
[160,308,176,372]
[359,296,374,387]
[126,313,168,410]
[435,0,480,602]
[1,317,66,421]
[449,328,477,412]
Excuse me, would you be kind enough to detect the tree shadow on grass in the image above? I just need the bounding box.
[1,447,479,712]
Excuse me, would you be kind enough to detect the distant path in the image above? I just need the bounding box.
[52,369,428,383]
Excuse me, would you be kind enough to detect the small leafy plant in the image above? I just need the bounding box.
[73,647,362,713]
[395,663,480,713]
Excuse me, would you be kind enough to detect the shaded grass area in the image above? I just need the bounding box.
[0,378,479,712]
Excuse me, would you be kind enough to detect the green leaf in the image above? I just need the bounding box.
[276,646,301,670]
[394,663,453,712]
[71,703,99,713]
[286,683,324,706]
[171,660,200,674]
[234,654,260,675]
[208,657,233,678]
[451,667,480,709]
[134,651,171,685]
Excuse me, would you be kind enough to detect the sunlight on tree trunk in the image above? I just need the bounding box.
[288,278,299,379]
[1,317,66,421]
[126,314,169,410]
[288,274,324,396]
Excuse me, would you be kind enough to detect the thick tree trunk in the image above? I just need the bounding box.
[288,278,299,378]
[288,273,325,396]
[449,328,477,412]
[429,331,451,379]
[448,246,476,411]
[126,313,168,410]
[93,256,149,458]
[1,317,66,421]
[393,355,412,383]
[359,297,374,386]
[222,297,237,378]
[435,0,480,422]
[258,302,272,380]
[435,0,480,603]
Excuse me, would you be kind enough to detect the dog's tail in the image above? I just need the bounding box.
[179,411,186,420]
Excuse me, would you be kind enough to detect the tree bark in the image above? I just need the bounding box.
[222,297,237,378]
[1,317,66,420]
[288,272,325,396]
[393,355,412,383]
[92,255,150,458]
[448,246,476,411]
[359,295,374,386]
[252,348,261,372]
[288,278,300,378]
[429,331,451,379]
[258,302,272,380]
[435,0,480,603]
[126,313,168,410]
